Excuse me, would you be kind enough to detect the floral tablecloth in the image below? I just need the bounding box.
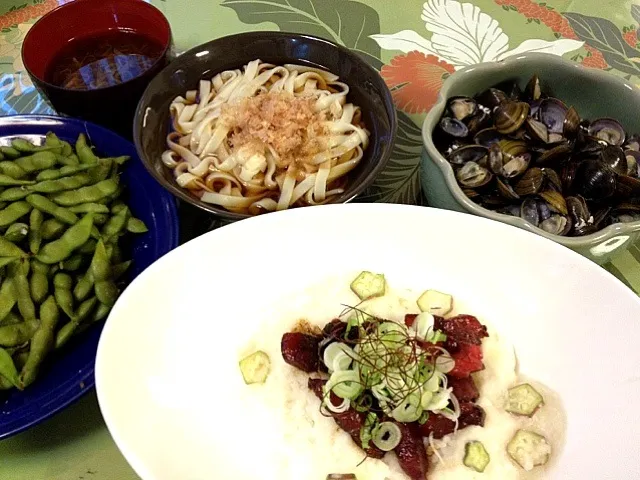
[1,0,639,478]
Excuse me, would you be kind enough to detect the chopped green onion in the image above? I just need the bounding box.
[377,321,406,347]
[372,422,402,451]
[411,312,434,341]
[421,390,434,410]
[328,370,363,400]
[426,387,452,411]
[424,368,442,393]
[323,342,355,372]
[360,412,378,449]
[418,410,430,425]
[322,394,351,414]
[391,391,422,422]
[427,329,447,344]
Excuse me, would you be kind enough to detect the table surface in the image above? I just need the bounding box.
[1,0,640,477]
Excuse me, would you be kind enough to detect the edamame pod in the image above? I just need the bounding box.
[28,208,43,254]
[30,270,49,304]
[126,217,148,233]
[15,151,57,173]
[0,347,20,389]
[41,218,67,240]
[0,201,32,227]
[36,213,94,264]
[51,178,119,206]
[29,173,92,193]
[75,134,99,165]
[36,164,92,182]
[0,278,16,321]
[0,187,31,202]
[0,236,27,257]
[69,203,109,214]
[0,161,27,179]
[20,295,59,388]
[26,194,78,225]
[53,272,74,318]
[4,223,28,243]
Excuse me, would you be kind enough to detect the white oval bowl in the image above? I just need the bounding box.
[96,204,640,480]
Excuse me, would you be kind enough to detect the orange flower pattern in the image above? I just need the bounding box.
[0,0,59,31]
[624,28,638,48]
[494,0,608,69]
[381,52,455,114]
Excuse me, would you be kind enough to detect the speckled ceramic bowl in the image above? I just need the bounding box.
[421,52,640,265]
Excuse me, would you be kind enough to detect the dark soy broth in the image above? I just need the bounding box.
[45,30,164,90]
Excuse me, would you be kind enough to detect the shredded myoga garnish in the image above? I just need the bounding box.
[162,59,369,214]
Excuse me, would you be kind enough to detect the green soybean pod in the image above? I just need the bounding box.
[74,296,97,323]
[92,302,111,323]
[0,236,27,258]
[36,164,91,182]
[3,223,28,243]
[36,213,94,264]
[0,278,16,322]
[61,142,73,158]
[0,257,18,270]
[26,194,78,225]
[0,187,30,202]
[41,218,67,240]
[0,146,20,159]
[0,161,27,179]
[73,271,94,302]
[75,134,99,165]
[93,213,109,226]
[29,173,93,194]
[102,206,129,241]
[95,280,118,307]
[126,217,148,234]
[78,238,97,255]
[44,132,62,148]
[55,153,79,167]
[29,269,49,304]
[0,347,20,389]
[15,151,57,173]
[14,268,36,322]
[28,208,43,254]
[89,239,111,282]
[110,202,126,214]
[112,260,131,281]
[0,201,32,227]
[51,178,119,206]
[53,272,74,318]
[0,311,21,327]
[11,138,36,152]
[87,158,113,184]
[69,203,109,214]
[0,174,35,187]
[0,322,35,347]
[60,253,84,271]
[19,295,59,388]
[13,350,29,372]
[54,320,78,350]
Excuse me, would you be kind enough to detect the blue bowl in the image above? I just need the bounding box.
[0,115,179,439]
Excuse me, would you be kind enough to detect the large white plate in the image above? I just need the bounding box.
[95,204,640,480]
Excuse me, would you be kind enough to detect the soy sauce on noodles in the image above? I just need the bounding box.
[45,30,164,90]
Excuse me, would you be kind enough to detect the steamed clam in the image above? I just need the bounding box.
[435,75,640,237]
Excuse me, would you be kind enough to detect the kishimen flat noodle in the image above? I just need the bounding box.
[163,60,369,214]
